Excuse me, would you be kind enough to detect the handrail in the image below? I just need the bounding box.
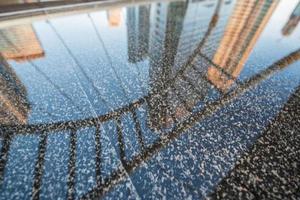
[0,0,183,28]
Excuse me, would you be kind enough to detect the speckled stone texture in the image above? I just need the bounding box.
[209,87,300,200]
[0,0,300,199]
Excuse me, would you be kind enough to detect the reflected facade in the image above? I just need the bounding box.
[282,1,300,36]
[208,0,278,92]
[0,25,44,62]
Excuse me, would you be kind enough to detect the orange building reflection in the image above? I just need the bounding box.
[107,8,122,27]
[0,24,44,62]
[0,25,45,62]
[207,0,278,92]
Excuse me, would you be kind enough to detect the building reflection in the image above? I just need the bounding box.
[126,5,150,63]
[1,1,300,199]
[125,0,233,130]
[207,0,278,92]
[0,54,29,125]
[0,0,280,129]
[282,2,300,36]
[0,25,44,62]
[124,0,279,130]
[148,1,188,130]
[107,8,122,27]
[146,0,233,130]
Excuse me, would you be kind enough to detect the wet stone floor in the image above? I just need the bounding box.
[0,0,300,199]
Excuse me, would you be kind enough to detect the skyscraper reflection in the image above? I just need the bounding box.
[126,5,150,63]
[0,25,44,62]
[147,0,232,130]
[148,1,187,130]
[207,0,278,92]
[0,1,299,199]
[0,0,280,129]
[107,8,122,27]
[282,2,300,36]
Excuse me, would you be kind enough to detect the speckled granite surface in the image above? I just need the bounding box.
[209,87,300,200]
[0,0,300,199]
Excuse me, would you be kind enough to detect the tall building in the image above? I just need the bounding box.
[0,24,44,62]
[207,0,278,92]
[126,5,151,63]
[0,54,30,125]
[282,2,300,36]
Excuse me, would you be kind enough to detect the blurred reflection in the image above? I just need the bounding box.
[208,0,278,92]
[127,5,150,63]
[0,54,29,124]
[282,2,300,36]
[148,1,187,130]
[0,0,300,199]
[107,9,122,27]
[0,25,44,62]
